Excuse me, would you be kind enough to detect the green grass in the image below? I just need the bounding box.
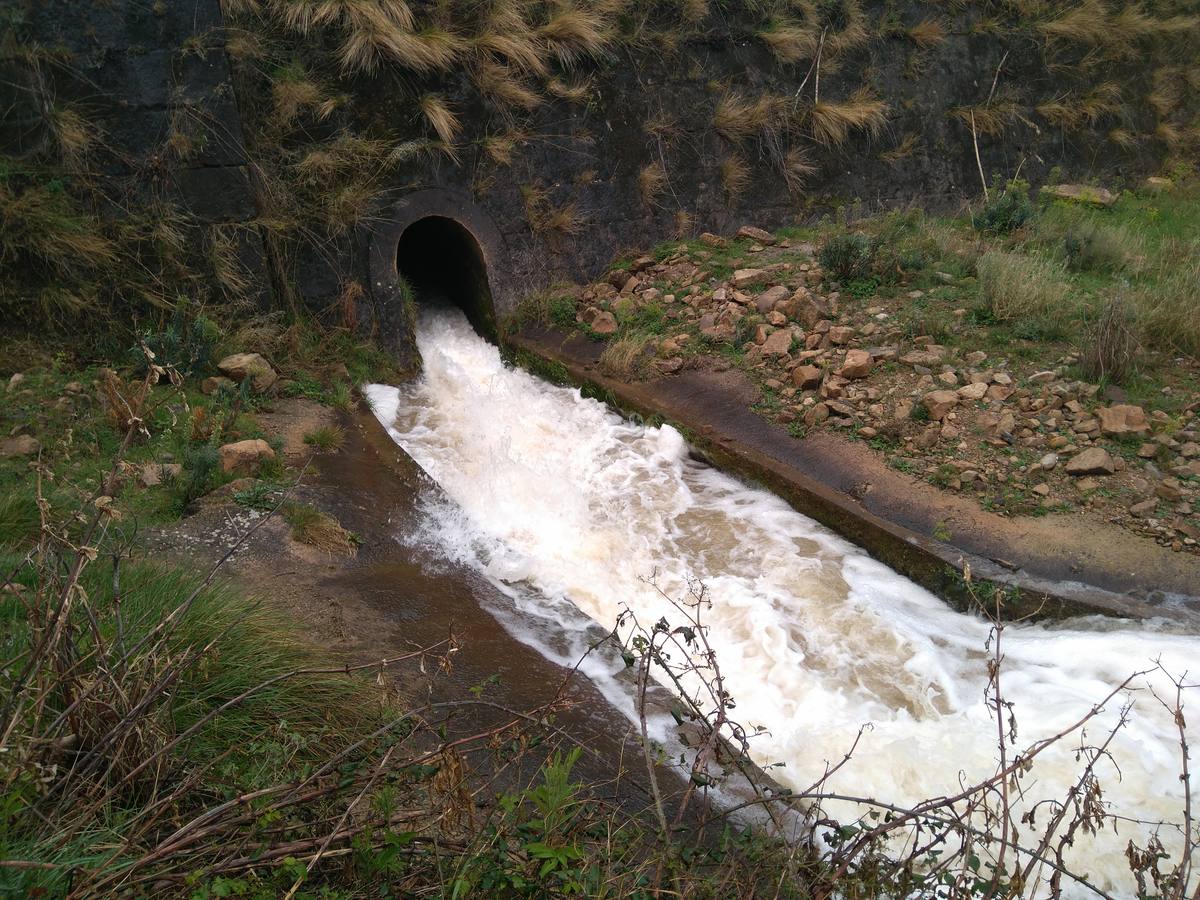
[0,556,371,896]
[303,424,346,452]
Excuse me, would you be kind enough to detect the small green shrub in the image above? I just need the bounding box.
[972,184,1034,234]
[819,233,875,281]
[233,480,283,511]
[133,309,221,376]
[179,444,220,506]
[549,295,577,326]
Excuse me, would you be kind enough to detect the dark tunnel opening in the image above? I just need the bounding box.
[396,216,497,339]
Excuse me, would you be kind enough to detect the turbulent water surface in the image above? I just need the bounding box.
[365,307,1199,896]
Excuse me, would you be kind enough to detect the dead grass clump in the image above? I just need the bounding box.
[1062,219,1143,274]
[338,23,463,75]
[673,209,695,238]
[721,154,750,198]
[272,73,325,126]
[880,132,919,162]
[284,503,358,556]
[1130,248,1200,354]
[1081,293,1138,383]
[758,20,818,63]
[473,59,543,111]
[481,131,526,165]
[419,93,460,145]
[952,98,1027,137]
[1039,0,1112,45]
[599,334,654,379]
[977,250,1071,324]
[638,161,666,204]
[475,13,549,76]
[539,8,611,67]
[906,19,946,48]
[547,77,591,103]
[713,91,783,143]
[0,180,119,283]
[782,147,816,192]
[324,182,377,235]
[1037,83,1120,129]
[808,89,887,146]
[522,184,584,236]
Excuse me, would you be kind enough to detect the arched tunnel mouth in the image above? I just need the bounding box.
[396,216,497,340]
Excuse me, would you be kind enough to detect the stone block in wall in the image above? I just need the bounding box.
[173,165,257,222]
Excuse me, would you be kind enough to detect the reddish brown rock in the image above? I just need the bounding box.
[591,311,618,335]
[736,225,776,244]
[922,390,959,421]
[1064,447,1115,476]
[218,439,276,475]
[218,353,277,393]
[1096,404,1150,436]
[837,349,872,380]
[732,268,766,288]
[791,365,823,390]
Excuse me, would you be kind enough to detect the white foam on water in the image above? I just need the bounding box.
[364,308,1198,897]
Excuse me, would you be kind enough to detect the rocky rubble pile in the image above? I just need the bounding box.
[569,228,1200,553]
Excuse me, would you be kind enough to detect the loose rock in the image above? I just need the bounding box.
[1064,447,1115,476]
[218,439,276,475]
[218,353,278,393]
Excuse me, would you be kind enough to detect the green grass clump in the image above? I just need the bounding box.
[819,233,875,280]
[303,424,346,452]
[976,250,1073,332]
[972,184,1034,234]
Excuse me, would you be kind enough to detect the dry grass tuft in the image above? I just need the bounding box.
[713,91,784,143]
[721,154,750,198]
[547,77,592,103]
[977,250,1072,324]
[758,20,819,63]
[673,209,695,238]
[599,333,654,379]
[1108,127,1138,148]
[808,89,888,146]
[475,12,549,76]
[324,181,378,235]
[419,93,460,145]
[1081,293,1138,383]
[46,105,98,172]
[906,19,947,48]
[540,7,611,67]
[473,59,543,111]
[952,101,1015,137]
[639,161,667,204]
[209,225,252,300]
[1131,245,1200,353]
[272,75,325,126]
[284,503,358,556]
[678,0,709,23]
[220,0,261,14]
[881,132,920,162]
[1040,0,1198,56]
[1037,83,1121,129]
[782,147,816,192]
[481,131,527,165]
[337,22,463,75]
[522,184,584,236]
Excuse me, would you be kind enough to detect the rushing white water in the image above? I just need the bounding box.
[366,307,1198,897]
